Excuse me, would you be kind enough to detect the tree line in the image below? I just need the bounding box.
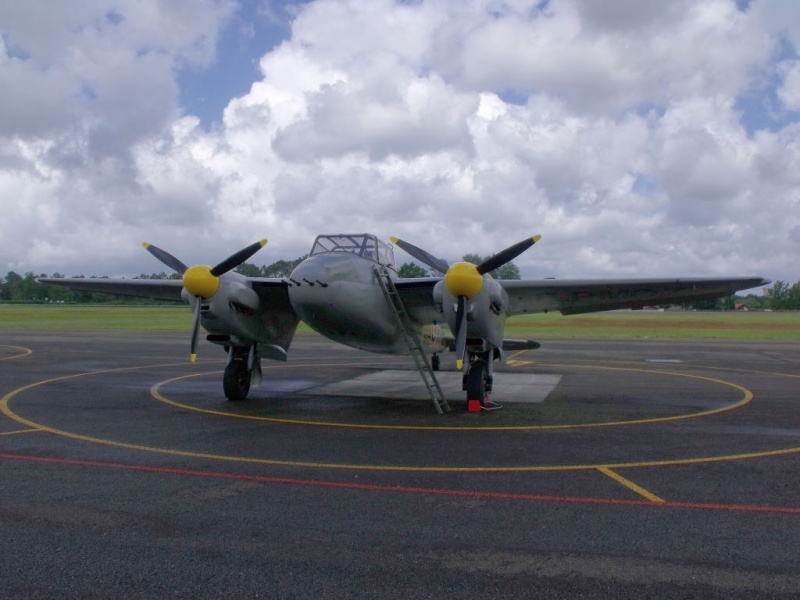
[1,259,795,310]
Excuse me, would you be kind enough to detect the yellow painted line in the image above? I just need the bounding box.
[4,358,800,473]
[0,345,33,361]
[6,393,800,472]
[506,350,534,364]
[597,466,665,503]
[150,365,755,431]
[0,360,197,425]
[0,428,40,437]
[676,364,800,380]
[6,375,800,471]
[150,362,413,428]
[507,360,535,367]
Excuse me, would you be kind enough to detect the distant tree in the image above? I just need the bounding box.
[746,294,766,310]
[43,273,74,303]
[397,262,429,278]
[235,262,261,277]
[461,254,521,280]
[493,262,521,280]
[18,272,48,302]
[716,295,736,311]
[683,297,719,311]
[260,256,307,278]
[461,253,482,266]
[767,280,800,310]
[1,271,22,301]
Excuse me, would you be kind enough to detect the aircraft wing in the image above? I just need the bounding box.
[394,278,443,323]
[394,276,770,320]
[501,277,770,315]
[37,277,184,301]
[248,279,298,322]
[38,276,299,352]
[37,276,296,307]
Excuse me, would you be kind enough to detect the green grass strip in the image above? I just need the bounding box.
[1,305,797,340]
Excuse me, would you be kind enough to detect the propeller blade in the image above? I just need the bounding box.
[189,299,201,362]
[390,237,450,274]
[142,242,188,275]
[477,235,541,276]
[454,295,467,370]
[210,239,268,277]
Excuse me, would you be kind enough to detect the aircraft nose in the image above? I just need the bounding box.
[183,265,220,298]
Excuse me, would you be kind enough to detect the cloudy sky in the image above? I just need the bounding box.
[1,0,798,287]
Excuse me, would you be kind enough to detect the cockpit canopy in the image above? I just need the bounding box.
[309,234,396,270]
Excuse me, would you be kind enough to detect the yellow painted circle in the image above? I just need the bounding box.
[0,345,33,361]
[150,363,754,431]
[6,357,800,473]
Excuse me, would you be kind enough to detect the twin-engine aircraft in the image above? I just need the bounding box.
[39,234,768,410]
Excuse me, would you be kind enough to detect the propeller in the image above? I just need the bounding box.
[389,237,450,274]
[143,239,268,361]
[392,234,541,369]
[142,243,188,274]
[454,295,467,369]
[189,297,202,360]
[476,235,541,276]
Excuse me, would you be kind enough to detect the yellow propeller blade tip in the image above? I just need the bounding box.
[190,354,197,363]
[533,234,542,243]
[258,239,268,247]
[142,242,151,249]
[389,236,399,244]
[456,359,463,370]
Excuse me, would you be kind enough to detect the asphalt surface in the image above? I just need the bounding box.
[1,329,799,599]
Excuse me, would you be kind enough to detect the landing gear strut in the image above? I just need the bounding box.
[465,358,488,405]
[223,358,250,401]
[463,350,499,411]
[223,345,260,402]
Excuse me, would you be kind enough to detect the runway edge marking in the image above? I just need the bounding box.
[2,452,799,515]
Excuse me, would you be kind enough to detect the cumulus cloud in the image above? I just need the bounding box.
[1,0,798,287]
[777,60,800,111]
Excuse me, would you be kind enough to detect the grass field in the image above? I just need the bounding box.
[1,304,798,340]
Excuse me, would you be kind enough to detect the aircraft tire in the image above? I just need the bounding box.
[223,358,251,401]
[465,360,487,405]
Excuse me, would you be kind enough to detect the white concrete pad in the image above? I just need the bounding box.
[310,370,562,404]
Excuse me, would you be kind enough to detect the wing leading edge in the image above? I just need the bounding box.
[502,277,770,315]
[394,276,769,320]
[37,277,185,302]
[36,276,300,352]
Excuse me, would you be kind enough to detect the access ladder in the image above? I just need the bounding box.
[373,266,451,414]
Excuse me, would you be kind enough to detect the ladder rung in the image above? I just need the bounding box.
[373,266,450,413]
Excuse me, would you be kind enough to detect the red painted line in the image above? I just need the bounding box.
[2,452,799,515]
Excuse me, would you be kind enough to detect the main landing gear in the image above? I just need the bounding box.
[223,346,260,402]
[462,351,500,411]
